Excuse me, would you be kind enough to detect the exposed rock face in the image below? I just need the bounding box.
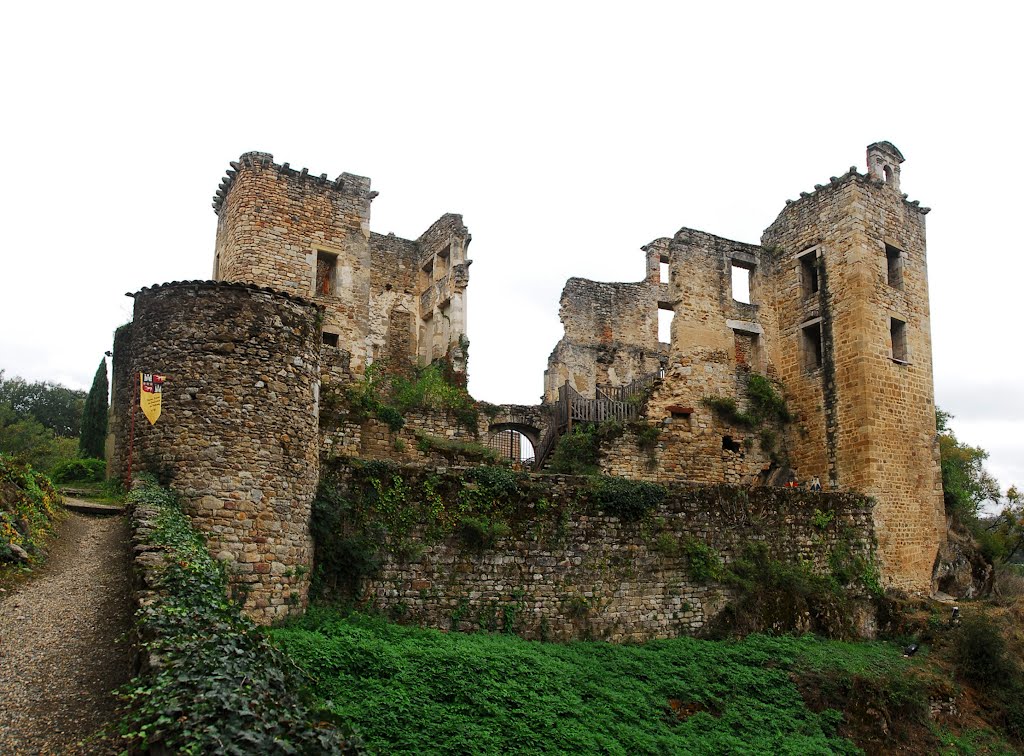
[934,520,993,599]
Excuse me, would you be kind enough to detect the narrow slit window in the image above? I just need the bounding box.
[890,317,908,362]
[885,244,903,289]
[799,251,819,297]
[731,264,751,303]
[658,304,674,344]
[801,321,823,371]
[659,259,670,283]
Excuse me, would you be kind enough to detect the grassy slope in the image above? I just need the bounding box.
[271,609,934,755]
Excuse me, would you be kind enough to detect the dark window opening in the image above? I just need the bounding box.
[316,252,337,296]
[322,332,339,348]
[890,317,908,362]
[731,263,752,303]
[802,321,823,371]
[722,435,742,453]
[883,165,893,184]
[885,244,903,289]
[799,251,819,297]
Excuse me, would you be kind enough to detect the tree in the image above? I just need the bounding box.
[79,359,109,459]
[936,408,1000,521]
[0,370,86,437]
[988,486,1024,564]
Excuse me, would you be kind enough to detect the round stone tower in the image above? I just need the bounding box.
[111,281,321,622]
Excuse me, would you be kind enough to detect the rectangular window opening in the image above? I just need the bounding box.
[322,332,340,348]
[890,317,908,362]
[731,263,752,304]
[801,321,823,371]
[659,256,670,284]
[316,252,337,296]
[658,305,674,344]
[799,250,819,297]
[885,244,904,289]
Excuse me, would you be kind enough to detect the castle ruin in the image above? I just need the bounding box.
[110,142,945,629]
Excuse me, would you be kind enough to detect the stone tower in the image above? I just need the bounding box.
[211,152,472,376]
[761,142,945,592]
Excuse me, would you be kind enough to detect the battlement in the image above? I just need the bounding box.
[775,144,929,219]
[212,151,376,215]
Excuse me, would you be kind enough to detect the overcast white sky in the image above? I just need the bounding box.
[1,2,1021,493]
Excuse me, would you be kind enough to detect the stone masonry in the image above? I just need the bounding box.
[110,282,321,621]
[212,152,471,376]
[545,142,944,593]
[109,142,944,628]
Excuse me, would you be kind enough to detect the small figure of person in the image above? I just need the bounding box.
[810,476,822,492]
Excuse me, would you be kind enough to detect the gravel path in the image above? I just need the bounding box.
[0,511,133,755]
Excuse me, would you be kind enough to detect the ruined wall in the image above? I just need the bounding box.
[545,278,667,402]
[368,232,419,371]
[761,144,944,591]
[415,214,472,369]
[213,152,374,373]
[320,465,877,642]
[110,281,321,622]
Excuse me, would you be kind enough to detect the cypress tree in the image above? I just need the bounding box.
[79,359,109,459]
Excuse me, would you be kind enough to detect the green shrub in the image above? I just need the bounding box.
[0,453,63,561]
[587,476,666,521]
[458,515,511,550]
[548,426,601,474]
[117,479,358,754]
[954,612,1013,686]
[701,396,755,428]
[51,457,106,483]
[681,537,724,582]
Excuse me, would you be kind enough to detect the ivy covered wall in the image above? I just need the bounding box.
[313,460,881,642]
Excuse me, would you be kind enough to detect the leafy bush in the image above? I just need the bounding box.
[714,542,856,639]
[587,476,666,521]
[681,537,724,582]
[548,425,601,474]
[953,612,1013,686]
[0,453,63,561]
[118,479,358,754]
[50,457,106,483]
[701,396,755,428]
[458,514,511,550]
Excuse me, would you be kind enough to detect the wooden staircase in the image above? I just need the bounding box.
[534,367,665,470]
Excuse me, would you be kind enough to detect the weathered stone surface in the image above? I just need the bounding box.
[109,282,321,622]
[325,467,877,642]
[542,143,944,594]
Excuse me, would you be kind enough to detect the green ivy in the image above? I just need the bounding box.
[117,479,359,754]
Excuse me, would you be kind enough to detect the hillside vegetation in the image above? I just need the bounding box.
[271,608,1016,755]
[0,452,63,566]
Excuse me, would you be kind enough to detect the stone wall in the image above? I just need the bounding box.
[544,276,668,403]
[110,281,321,622]
[320,465,877,642]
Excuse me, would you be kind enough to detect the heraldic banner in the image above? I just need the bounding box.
[140,372,165,425]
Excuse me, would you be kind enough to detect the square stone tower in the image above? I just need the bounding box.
[762,142,945,591]
[211,152,471,376]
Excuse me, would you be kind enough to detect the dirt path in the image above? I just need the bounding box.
[0,511,133,755]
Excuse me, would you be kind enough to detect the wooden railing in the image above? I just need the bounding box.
[533,367,665,470]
